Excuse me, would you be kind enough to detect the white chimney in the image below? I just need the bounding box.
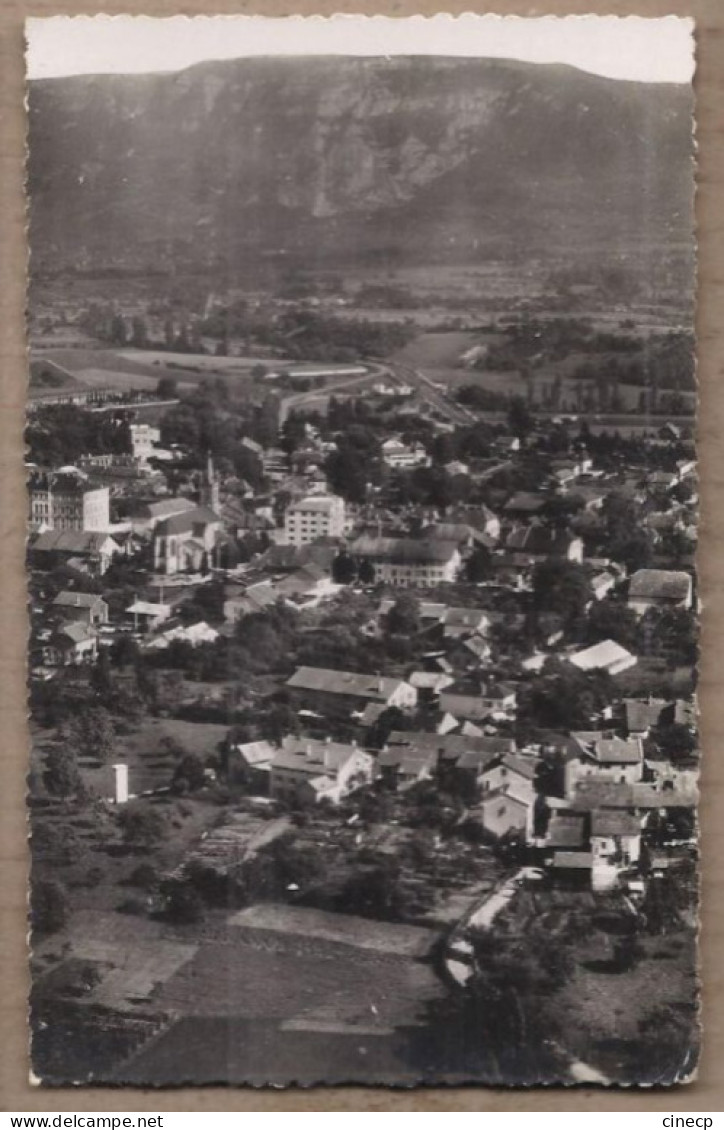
[113,763,129,805]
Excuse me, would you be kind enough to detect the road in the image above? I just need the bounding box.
[384,359,478,427]
[280,354,477,429]
[443,866,529,987]
[278,363,387,423]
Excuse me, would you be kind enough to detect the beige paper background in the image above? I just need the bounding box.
[1,0,722,1111]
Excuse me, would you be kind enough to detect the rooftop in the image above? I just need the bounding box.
[350,536,459,565]
[155,505,221,536]
[286,666,407,702]
[629,569,692,601]
[568,639,636,672]
[591,810,643,837]
[33,530,118,554]
[53,590,104,609]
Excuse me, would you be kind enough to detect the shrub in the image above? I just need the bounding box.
[117,897,147,916]
[163,881,205,924]
[31,879,68,936]
[127,863,158,889]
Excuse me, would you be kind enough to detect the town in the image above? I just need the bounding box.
[26,290,699,1086]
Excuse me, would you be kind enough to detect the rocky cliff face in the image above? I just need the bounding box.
[27,56,694,274]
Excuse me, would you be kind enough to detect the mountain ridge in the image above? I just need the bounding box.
[27,55,695,276]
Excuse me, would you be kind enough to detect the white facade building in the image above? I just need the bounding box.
[351,536,461,588]
[284,493,346,546]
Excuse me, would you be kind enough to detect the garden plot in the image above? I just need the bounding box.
[229,904,436,957]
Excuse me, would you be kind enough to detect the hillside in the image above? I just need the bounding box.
[27,56,694,277]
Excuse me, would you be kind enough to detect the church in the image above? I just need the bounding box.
[152,455,224,575]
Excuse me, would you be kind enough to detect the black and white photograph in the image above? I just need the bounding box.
[25,14,699,1088]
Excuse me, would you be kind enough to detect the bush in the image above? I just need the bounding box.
[31,879,69,936]
[117,897,147,916]
[163,882,205,924]
[127,863,158,890]
[117,801,165,848]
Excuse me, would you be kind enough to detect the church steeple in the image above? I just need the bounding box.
[200,451,220,513]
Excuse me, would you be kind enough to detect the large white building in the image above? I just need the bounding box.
[28,468,110,533]
[129,423,161,465]
[381,437,430,469]
[350,536,461,587]
[284,493,346,546]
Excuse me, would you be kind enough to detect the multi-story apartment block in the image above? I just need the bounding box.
[284,493,346,546]
[28,469,110,533]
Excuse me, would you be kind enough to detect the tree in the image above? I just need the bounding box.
[90,647,113,697]
[386,593,421,636]
[532,560,590,628]
[280,413,307,457]
[650,608,697,666]
[331,552,357,585]
[324,447,369,503]
[60,707,116,764]
[44,745,84,798]
[172,753,207,792]
[366,706,407,750]
[31,879,68,935]
[651,722,698,763]
[109,313,127,346]
[131,316,149,348]
[610,528,655,574]
[508,396,534,440]
[162,880,205,924]
[518,660,614,731]
[157,375,179,399]
[585,599,638,651]
[358,558,376,585]
[465,544,492,583]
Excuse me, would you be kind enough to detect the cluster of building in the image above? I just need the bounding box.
[28,377,697,902]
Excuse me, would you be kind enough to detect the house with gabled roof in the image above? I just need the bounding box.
[590,809,644,891]
[628,569,693,616]
[481,752,539,797]
[545,812,587,851]
[286,666,417,719]
[504,524,583,565]
[565,733,644,796]
[439,680,517,723]
[228,739,277,793]
[443,607,490,639]
[377,745,438,790]
[43,620,98,666]
[504,492,546,518]
[479,781,536,841]
[269,737,374,806]
[31,530,120,575]
[52,590,108,627]
[622,697,673,738]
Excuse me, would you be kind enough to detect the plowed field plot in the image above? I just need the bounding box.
[153,914,443,1030]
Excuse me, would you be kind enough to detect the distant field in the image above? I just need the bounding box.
[392,331,480,370]
[74,367,162,392]
[121,349,272,372]
[394,331,696,416]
